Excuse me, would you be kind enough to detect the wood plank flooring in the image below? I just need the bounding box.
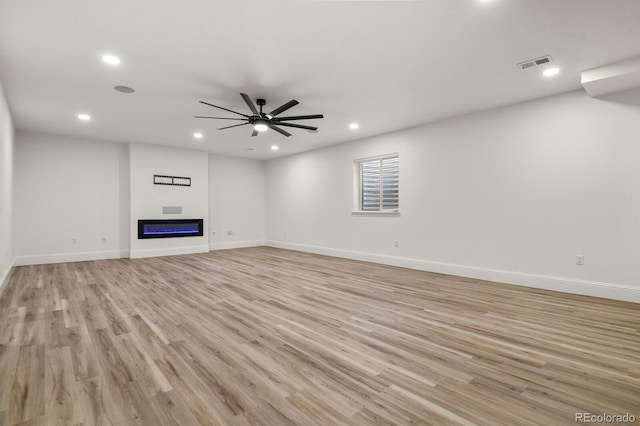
[0,246,638,425]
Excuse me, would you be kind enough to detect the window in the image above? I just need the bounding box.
[353,153,399,213]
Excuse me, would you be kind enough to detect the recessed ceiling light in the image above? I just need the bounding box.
[102,54,121,66]
[349,123,359,130]
[543,67,560,77]
[77,113,91,121]
[193,132,203,139]
[271,145,279,151]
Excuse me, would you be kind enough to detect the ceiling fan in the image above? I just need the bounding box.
[195,93,323,137]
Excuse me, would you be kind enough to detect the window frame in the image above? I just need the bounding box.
[352,153,400,216]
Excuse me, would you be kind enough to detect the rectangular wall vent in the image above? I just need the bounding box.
[162,206,182,214]
[517,55,553,70]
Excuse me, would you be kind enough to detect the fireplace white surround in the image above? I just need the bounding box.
[129,143,210,259]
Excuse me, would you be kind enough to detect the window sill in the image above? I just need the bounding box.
[351,210,401,217]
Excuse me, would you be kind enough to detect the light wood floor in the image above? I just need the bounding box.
[0,247,638,425]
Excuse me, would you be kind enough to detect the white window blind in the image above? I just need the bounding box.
[354,153,399,212]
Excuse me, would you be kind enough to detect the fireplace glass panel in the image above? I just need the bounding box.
[137,219,204,239]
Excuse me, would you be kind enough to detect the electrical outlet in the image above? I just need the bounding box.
[394,240,399,248]
[576,254,584,266]
[227,231,234,236]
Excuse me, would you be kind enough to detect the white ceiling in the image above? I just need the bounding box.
[1,0,640,160]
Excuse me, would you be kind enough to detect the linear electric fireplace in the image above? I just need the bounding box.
[138,219,204,239]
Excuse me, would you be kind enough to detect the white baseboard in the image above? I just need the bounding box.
[0,258,16,298]
[266,240,640,304]
[130,245,209,259]
[15,250,129,266]
[11,240,265,265]
[209,240,265,251]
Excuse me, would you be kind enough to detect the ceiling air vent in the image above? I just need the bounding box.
[517,55,552,70]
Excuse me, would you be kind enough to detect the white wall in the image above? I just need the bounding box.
[0,78,14,291]
[129,143,209,258]
[13,136,265,263]
[14,131,129,264]
[266,90,640,302]
[209,154,265,249]
[9,89,639,302]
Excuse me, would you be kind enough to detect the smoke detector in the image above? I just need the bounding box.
[517,55,553,70]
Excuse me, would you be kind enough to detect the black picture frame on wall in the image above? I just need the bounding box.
[153,174,191,186]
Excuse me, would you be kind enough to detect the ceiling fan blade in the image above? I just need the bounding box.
[269,100,299,117]
[276,122,318,131]
[251,129,259,137]
[194,116,246,120]
[240,93,259,115]
[274,114,324,121]
[218,122,250,130]
[269,125,292,137]
[199,101,249,118]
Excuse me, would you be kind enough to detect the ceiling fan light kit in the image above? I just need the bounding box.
[253,118,269,132]
[195,93,324,137]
